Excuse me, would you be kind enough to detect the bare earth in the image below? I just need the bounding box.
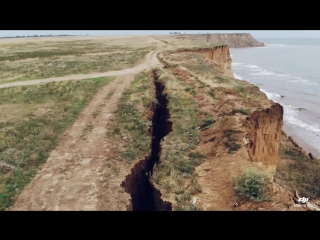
[9,49,162,210]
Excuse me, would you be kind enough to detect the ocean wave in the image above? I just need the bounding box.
[250,70,275,76]
[265,44,287,47]
[256,87,320,137]
[286,104,306,111]
[288,78,318,85]
[285,114,320,134]
[249,69,296,79]
[234,73,243,80]
[259,88,281,99]
[278,74,291,77]
[244,64,259,69]
[299,92,318,97]
[289,78,309,83]
[281,104,320,134]
[232,62,244,66]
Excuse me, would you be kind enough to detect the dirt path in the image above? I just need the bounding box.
[9,50,163,210]
[0,50,162,89]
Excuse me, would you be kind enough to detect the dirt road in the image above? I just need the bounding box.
[9,49,163,210]
[0,50,162,89]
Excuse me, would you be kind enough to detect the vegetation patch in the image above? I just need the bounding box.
[223,129,242,154]
[0,77,114,210]
[232,108,251,116]
[150,69,211,211]
[0,38,161,83]
[107,71,156,164]
[233,168,272,202]
[276,143,320,198]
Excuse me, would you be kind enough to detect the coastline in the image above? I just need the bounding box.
[237,76,320,158]
[283,124,320,157]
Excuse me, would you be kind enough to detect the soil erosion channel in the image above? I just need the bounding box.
[121,72,172,211]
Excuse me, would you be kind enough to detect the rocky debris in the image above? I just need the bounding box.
[308,153,314,160]
[0,162,15,173]
[191,197,200,206]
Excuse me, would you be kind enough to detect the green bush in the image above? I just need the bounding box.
[232,109,251,115]
[208,90,215,98]
[233,169,272,201]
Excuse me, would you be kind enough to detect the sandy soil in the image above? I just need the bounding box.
[8,48,163,210]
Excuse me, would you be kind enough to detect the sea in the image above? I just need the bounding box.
[230,38,320,156]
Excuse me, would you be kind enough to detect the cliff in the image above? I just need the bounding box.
[153,44,295,210]
[174,33,264,48]
[244,103,284,170]
[180,45,234,77]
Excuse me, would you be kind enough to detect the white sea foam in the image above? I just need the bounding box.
[260,90,320,134]
[233,73,243,80]
[284,112,320,133]
[244,64,259,69]
[250,70,275,76]
[287,104,300,109]
[259,88,281,99]
[288,77,318,85]
[232,62,244,66]
[266,44,287,47]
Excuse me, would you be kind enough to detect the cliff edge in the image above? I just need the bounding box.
[179,45,233,77]
[174,33,264,48]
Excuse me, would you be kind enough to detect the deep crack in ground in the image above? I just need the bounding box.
[121,70,172,211]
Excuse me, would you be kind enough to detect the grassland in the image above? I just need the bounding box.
[0,77,114,210]
[151,69,209,210]
[0,36,165,83]
[276,142,320,198]
[106,71,156,165]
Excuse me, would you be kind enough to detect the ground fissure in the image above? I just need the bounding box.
[121,70,172,211]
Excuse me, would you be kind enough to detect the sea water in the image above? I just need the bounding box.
[230,38,320,155]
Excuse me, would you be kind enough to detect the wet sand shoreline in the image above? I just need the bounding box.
[283,122,320,157]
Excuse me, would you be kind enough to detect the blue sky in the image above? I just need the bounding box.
[1,31,320,38]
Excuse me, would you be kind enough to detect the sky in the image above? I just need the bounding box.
[1,30,320,38]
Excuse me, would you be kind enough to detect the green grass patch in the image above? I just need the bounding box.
[223,129,242,154]
[200,117,216,131]
[107,71,155,163]
[232,108,251,116]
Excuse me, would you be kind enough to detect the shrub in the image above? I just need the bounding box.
[208,90,215,98]
[232,108,251,116]
[200,117,216,130]
[233,169,272,201]
[225,137,241,153]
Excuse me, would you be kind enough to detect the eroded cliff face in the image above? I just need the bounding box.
[174,33,264,48]
[181,45,234,77]
[244,103,284,170]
